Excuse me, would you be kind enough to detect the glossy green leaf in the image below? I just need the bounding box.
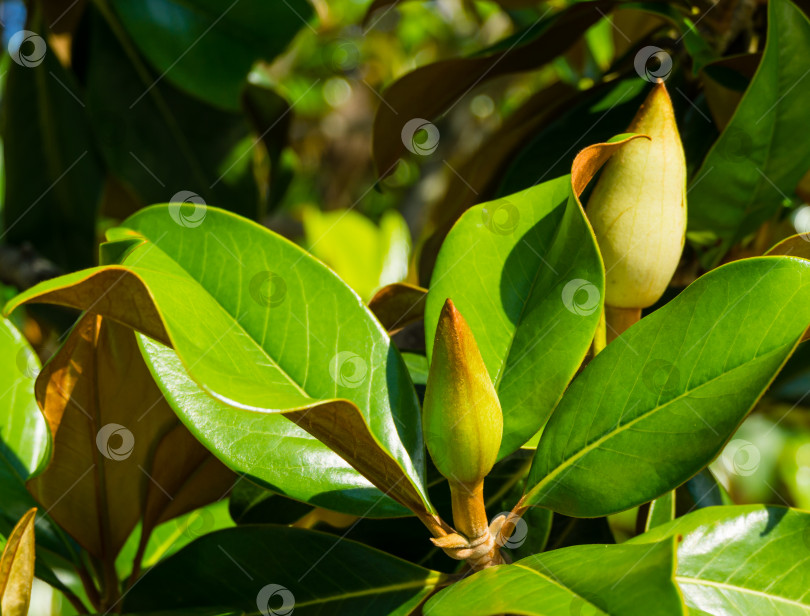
[2,14,104,270]
[526,256,810,517]
[424,538,684,616]
[6,206,433,524]
[139,335,408,517]
[688,0,810,263]
[0,318,80,588]
[630,505,810,614]
[401,353,428,387]
[110,0,313,110]
[116,500,234,580]
[427,137,631,456]
[123,526,444,614]
[645,491,676,531]
[85,4,259,218]
[0,318,47,477]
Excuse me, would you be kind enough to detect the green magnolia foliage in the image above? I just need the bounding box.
[1,0,810,615]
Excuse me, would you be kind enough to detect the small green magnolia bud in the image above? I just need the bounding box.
[587,82,687,309]
[423,299,503,486]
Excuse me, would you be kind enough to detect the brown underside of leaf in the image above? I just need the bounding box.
[570,134,650,198]
[285,404,450,537]
[11,264,441,538]
[0,508,37,616]
[28,314,231,566]
[142,422,235,536]
[28,315,179,558]
[368,282,428,334]
[371,0,616,176]
[10,267,170,346]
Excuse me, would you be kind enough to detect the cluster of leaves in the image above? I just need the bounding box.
[1,0,810,615]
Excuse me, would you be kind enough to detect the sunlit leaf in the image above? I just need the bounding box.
[630,505,810,614]
[426,136,642,457]
[688,0,810,264]
[424,538,684,616]
[6,206,437,529]
[525,256,810,517]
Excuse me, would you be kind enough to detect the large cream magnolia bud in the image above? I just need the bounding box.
[587,82,687,309]
[423,299,503,487]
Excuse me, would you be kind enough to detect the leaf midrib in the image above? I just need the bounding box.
[678,576,810,609]
[526,342,791,503]
[241,575,441,614]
